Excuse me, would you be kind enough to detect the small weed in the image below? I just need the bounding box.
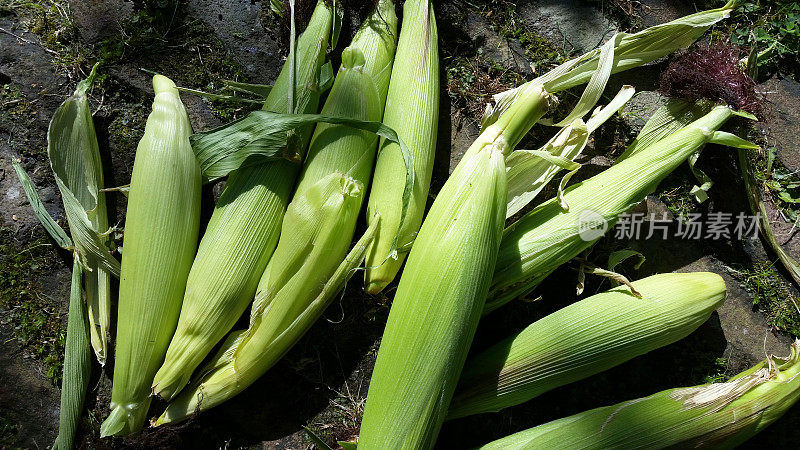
[738,260,800,337]
[0,410,20,448]
[703,356,731,383]
[658,169,700,219]
[446,51,526,122]
[725,1,800,78]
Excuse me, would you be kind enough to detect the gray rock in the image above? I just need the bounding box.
[186,0,282,83]
[68,0,134,43]
[460,11,533,76]
[759,77,800,173]
[677,256,793,370]
[636,0,696,28]
[518,0,616,54]
[448,115,479,174]
[622,90,666,133]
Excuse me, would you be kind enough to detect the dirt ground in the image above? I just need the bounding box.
[1,0,800,448]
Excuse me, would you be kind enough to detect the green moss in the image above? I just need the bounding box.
[0,221,66,385]
[1,83,36,123]
[93,1,253,121]
[657,168,700,219]
[738,260,800,337]
[107,103,147,157]
[0,409,20,449]
[702,356,730,384]
[446,51,526,121]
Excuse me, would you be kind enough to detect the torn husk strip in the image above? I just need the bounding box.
[449,272,726,419]
[151,0,335,402]
[44,63,117,365]
[358,83,551,449]
[363,0,439,294]
[505,86,634,218]
[739,148,800,288]
[478,339,800,449]
[52,258,91,450]
[486,105,755,314]
[100,75,201,437]
[155,0,397,423]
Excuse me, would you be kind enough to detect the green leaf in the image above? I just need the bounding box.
[46,78,121,277]
[190,111,415,237]
[302,426,333,450]
[617,99,714,162]
[175,86,266,105]
[52,258,92,450]
[708,131,761,149]
[687,149,713,203]
[11,159,73,250]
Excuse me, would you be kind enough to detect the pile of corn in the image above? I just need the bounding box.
[13,0,800,448]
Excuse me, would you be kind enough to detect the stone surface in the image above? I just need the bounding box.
[759,77,800,172]
[636,0,696,27]
[459,10,534,76]
[518,0,616,54]
[68,0,134,43]
[186,0,283,83]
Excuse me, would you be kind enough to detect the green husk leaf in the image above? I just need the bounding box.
[585,85,635,133]
[709,131,761,149]
[483,1,735,130]
[553,34,618,126]
[52,258,91,450]
[687,149,712,203]
[191,112,411,181]
[687,132,758,203]
[11,159,73,250]
[505,86,634,218]
[303,426,333,450]
[99,184,130,196]
[319,61,334,91]
[617,99,714,162]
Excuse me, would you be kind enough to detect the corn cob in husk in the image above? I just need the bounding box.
[46,64,118,365]
[358,82,551,449]
[486,104,756,314]
[363,0,439,294]
[100,75,201,436]
[449,272,726,419]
